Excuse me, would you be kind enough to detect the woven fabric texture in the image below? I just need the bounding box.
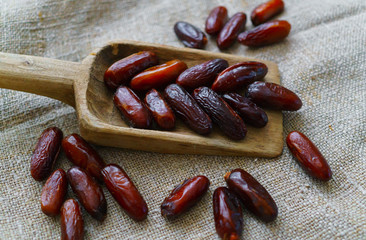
[0,0,365,239]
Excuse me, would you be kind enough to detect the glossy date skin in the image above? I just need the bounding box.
[238,20,291,47]
[104,51,159,90]
[205,6,228,35]
[217,12,246,50]
[247,81,302,111]
[176,59,229,90]
[225,168,278,223]
[62,134,106,182]
[174,21,208,49]
[193,87,247,140]
[212,61,268,92]
[251,0,285,26]
[145,89,175,130]
[286,131,332,181]
[213,187,243,240]
[161,175,210,218]
[130,60,188,91]
[164,84,212,135]
[113,86,152,129]
[61,199,84,240]
[67,167,107,221]
[222,92,268,128]
[30,127,63,181]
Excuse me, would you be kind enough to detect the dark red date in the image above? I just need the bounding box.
[61,199,84,240]
[286,131,332,181]
[225,168,278,222]
[251,0,285,26]
[217,12,246,50]
[30,127,63,181]
[161,175,210,218]
[205,6,228,35]
[145,89,175,130]
[174,21,208,49]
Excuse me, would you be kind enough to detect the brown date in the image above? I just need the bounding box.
[67,167,107,221]
[213,187,243,240]
[61,199,84,240]
[212,61,268,92]
[164,84,212,135]
[222,92,268,128]
[30,127,63,181]
[251,0,285,26]
[205,6,228,35]
[176,59,229,90]
[62,134,106,182]
[130,60,188,91]
[40,169,68,216]
[225,168,278,222]
[174,21,208,49]
[193,87,247,140]
[246,81,302,111]
[102,164,148,221]
[145,89,175,130]
[238,20,291,47]
[286,131,332,181]
[217,12,246,50]
[104,51,158,90]
[161,175,210,218]
[113,86,152,129]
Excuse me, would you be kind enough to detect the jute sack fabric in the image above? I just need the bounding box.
[0,0,365,239]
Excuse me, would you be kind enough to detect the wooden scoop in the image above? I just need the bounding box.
[0,40,283,157]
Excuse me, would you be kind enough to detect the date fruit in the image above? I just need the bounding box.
[174,21,208,49]
[104,51,159,90]
[67,167,107,221]
[61,199,84,240]
[62,134,106,182]
[286,131,332,181]
[164,84,212,135]
[30,127,63,181]
[130,60,188,91]
[212,61,268,92]
[193,87,247,140]
[225,168,277,222]
[205,6,228,35]
[251,0,285,26]
[161,175,210,218]
[213,187,243,240]
[145,89,175,130]
[247,81,302,111]
[102,164,148,221]
[176,59,229,90]
[217,12,247,50]
[238,20,291,47]
[222,93,268,128]
[113,86,152,129]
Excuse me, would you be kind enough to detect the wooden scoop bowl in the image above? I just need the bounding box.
[0,40,283,157]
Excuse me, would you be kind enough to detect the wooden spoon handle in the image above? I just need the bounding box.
[0,52,84,107]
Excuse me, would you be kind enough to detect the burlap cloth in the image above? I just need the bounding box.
[1,0,365,239]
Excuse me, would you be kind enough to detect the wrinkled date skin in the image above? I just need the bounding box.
[145,89,175,130]
[205,6,228,35]
[161,175,210,218]
[217,12,246,50]
[30,127,63,181]
[67,167,107,221]
[113,86,152,129]
[174,21,208,49]
[62,134,106,182]
[247,81,302,111]
[104,51,159,90]
[212,61,268,92]
[164,84,212,135]
[238,20,291,47]
[102,164,148,221]
[176,59,229,90]
[193,87,247,140]
[251,0,285,26]
[40,169,68,216]
[213,187,243,240]
[222,93,268,128]
[225,168,278,223]
[286,131,333,181]
[130,60,188,91]
[61,199,84,240]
